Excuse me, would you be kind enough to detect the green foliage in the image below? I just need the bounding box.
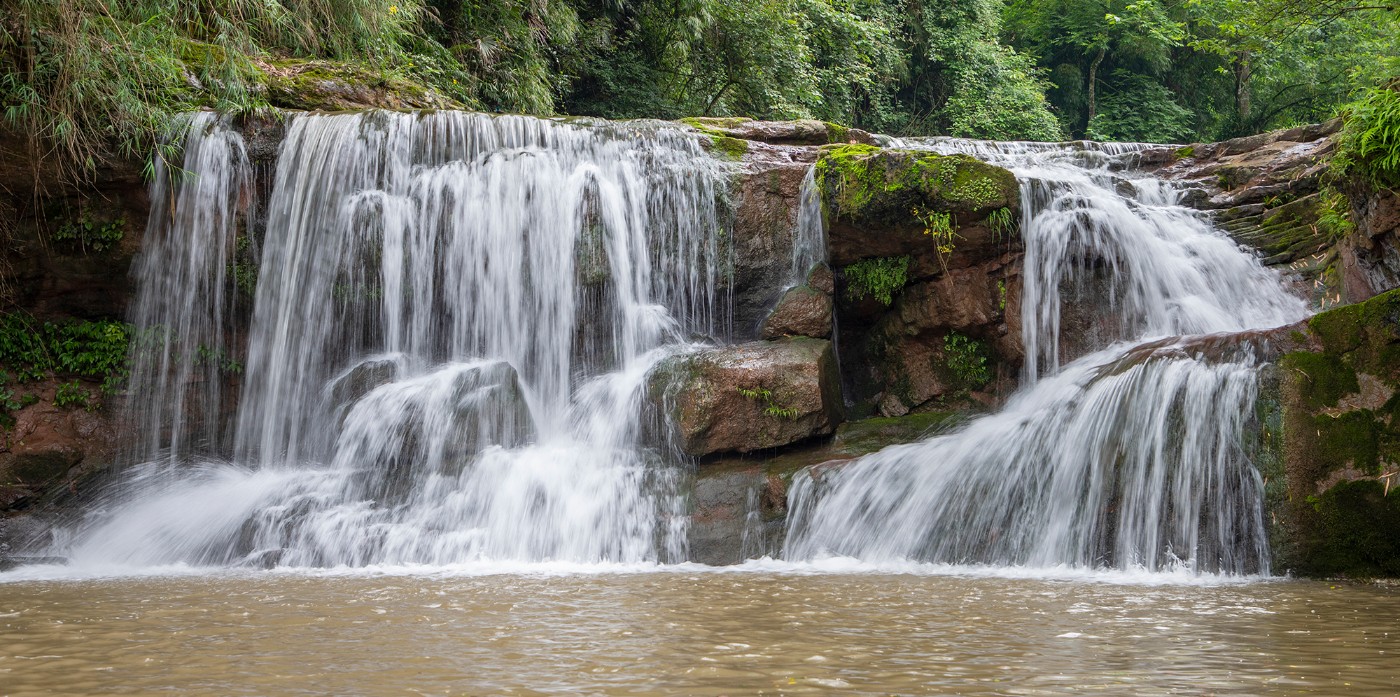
[1083,70,1194,143]
[0,0,467,180]
[844,255,911,305]
[53,380,92,410]
[0,314,130,385]
[1336,84,1400,189]
[51,215,126,254]
[987,206,1017,240]
[1315,187,1356,241]
[427,0,578,114]
[1005,0,1400,141]
[913,206,959,271]
[736,386,799,419]
[943,331,991,388]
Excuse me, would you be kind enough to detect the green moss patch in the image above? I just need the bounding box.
[814,145,1017,227]
[1281,351,1359,410]
[1303,480,1400,578]
[834,412,966,455]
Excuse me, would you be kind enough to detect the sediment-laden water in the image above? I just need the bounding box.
[1,569,1396,696]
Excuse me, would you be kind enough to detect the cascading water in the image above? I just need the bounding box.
[122,112,251,464]
[790,167,826,286]
[783,139,1309,575]
[61,111,729,568]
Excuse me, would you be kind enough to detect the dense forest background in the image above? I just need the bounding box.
[2,0,1398,177]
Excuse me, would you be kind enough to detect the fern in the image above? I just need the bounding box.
[1337,84,1400,189]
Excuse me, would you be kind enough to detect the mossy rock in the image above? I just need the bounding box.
[1299,480,1400,578]
[1273,288,1400,578]
[257,59,460,112]
[814,145,1018,225]
[833,412,967,455]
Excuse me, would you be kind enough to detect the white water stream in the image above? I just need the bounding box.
[25,126,1310,578]
[783,140,1308,574]
[58,112,729,567]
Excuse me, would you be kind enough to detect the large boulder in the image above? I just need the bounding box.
[808,145,1024,416]
[1259,288,1400,578]
[657,337,843,457]
[816,145,1019,275]
[760,280,833,339]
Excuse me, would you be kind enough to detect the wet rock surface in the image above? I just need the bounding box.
[760,283,833,339]
[657,337,843,457]
[0,379,117,511]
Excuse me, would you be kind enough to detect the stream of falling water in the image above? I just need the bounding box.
[53,111,729,568]
[25,121,1311,579]
[782,139,1309,575]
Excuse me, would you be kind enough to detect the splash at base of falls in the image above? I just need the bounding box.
[784,345,1270,574]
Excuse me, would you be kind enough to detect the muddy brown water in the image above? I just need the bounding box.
[1,567,1397,696]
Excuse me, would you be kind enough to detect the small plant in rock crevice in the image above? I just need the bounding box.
[987,206,1017,241]
[844,255,911,306]
[52,215,126,254]
[737,386,799,420]
[943,332,991,390]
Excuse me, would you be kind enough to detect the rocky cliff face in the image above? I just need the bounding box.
[1147,119,1400,308]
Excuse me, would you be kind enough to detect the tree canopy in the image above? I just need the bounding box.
[1,0,1396,178]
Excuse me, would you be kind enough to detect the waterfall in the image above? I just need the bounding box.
[123,112,251,463]
[783,140,1308,575]
[63,111,729,567]
[790,166,826,285]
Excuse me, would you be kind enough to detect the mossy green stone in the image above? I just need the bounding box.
[814,145,1017,225]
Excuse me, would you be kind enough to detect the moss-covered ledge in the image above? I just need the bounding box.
[815,145,1018,227]
[256,59,463,112]
[814,145,1021,272]
[1272,288,1400,578]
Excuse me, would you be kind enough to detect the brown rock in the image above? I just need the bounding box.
[0,380,117,510]
[760,285,832,339]
[807,263,834,294]
[729,158,814,337]
[659,338,843,456]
